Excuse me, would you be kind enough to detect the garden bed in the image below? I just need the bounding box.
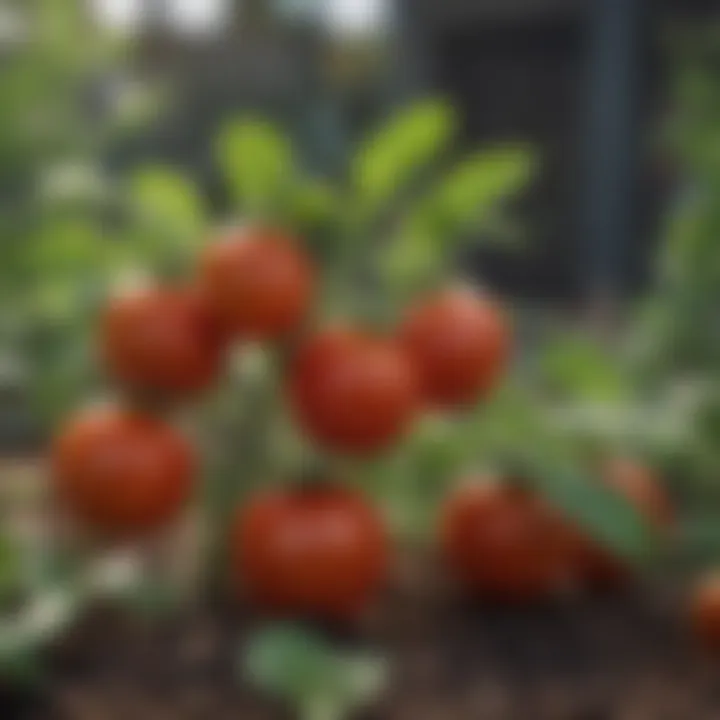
[10,555,720,720]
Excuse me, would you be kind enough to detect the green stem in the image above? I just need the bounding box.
[323,209,365,319]
[204,352,281,598]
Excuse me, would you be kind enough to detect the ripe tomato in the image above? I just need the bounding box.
[101,284,224,397]
[200,226,314,340]
[440,479,570,602]
[231,484,388,619]
[52,405,195,537]
[568,458,673,589]
[690,572,720,650]
[288,327,418,454]
[400,287,511,407]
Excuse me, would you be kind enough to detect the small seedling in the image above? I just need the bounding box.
[242,624,388,720]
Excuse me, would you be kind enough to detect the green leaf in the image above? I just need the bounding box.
[539,335,631,402]
[530,460,656,564]
[243,625,334,700]
[463,383,552,462]
[31,217,111,279]
[129,165,205,240]
[215,117,294,212]
[381,146,535,291]
[288,180,338,231]
[242,625,388,720]
[429,145,535,237]
[379,225,439,291]
[352,99,456,216]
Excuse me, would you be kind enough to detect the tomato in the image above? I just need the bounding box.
[690,572,720,650]
[400,287,511,407]
[231,484,388,619]
[200,226,314,340]
[568,458,673,589]
[288,327,418,454]
[52,405,195,537]
[101,284,224,397]
[440,479,570,602]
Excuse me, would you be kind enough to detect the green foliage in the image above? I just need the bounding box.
[633,44,720,378]
[531,462,656,564]
[207,100,533,320]
[352,99,456,218]
[30,216,115,284]
[539,334,632,402]
[127,165,208,275]
[288,180,339,234]
[623,38,720,539]
[0,0,152,428]
[428,146,535,235]
[216,117,295,214]
[243,624,388,720]
[129,165,206,239]
[380,146,535,293]
[371,373,658,562]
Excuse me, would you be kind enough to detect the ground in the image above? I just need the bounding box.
[6,557,720,720]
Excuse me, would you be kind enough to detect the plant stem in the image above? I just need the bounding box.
[204,351,280,599]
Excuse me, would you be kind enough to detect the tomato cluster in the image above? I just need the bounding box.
[439,459,673,603]
[52,223,685,623]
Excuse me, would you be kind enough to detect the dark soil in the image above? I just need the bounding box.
[7,554,720,720]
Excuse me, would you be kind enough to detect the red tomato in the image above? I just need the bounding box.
[231,484,388,619]
[400,287,511,407]
[569,458,673,589]
[52,405,195,537]
[200,226,314,340]
[288,327,418,454]
[690,572,720,650]
[440,479,570,602]
[101,284,224,397]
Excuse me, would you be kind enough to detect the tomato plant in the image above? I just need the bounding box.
[101,284,225,397]
[288,327,418,455]
[231,484,388,619]
[200,226,315,340]
[41,99,536,633]
[52,405,195,537]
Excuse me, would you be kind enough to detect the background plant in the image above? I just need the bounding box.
[0,0,160,433]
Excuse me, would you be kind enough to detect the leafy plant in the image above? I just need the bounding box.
[0,0,160,429]
[243,625,388,720]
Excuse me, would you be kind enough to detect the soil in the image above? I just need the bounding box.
[5,554,720,720]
